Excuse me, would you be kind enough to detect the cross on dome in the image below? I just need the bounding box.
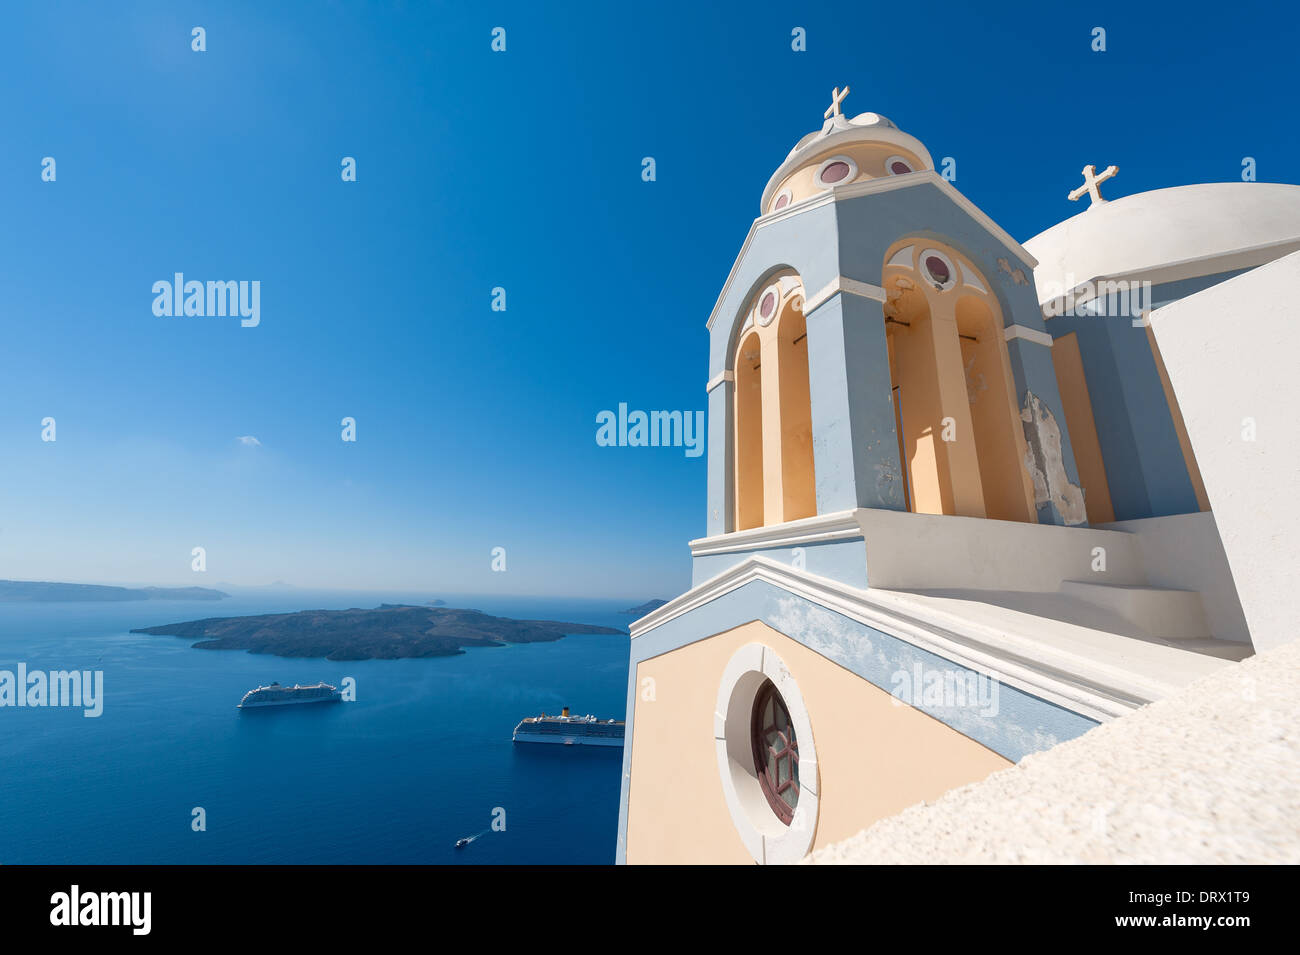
[1068,164,1119,208]
[824,85,850,121]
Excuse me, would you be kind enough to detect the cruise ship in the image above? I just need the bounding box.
[513,706,625,747]
[237,682,341,709]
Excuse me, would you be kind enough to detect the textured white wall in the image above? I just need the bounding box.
[805,638,1300,864]
[1150,251,1300,652]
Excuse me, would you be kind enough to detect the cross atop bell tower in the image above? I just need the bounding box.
[824,85,850,121]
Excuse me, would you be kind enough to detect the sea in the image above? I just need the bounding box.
[0,590,631,864]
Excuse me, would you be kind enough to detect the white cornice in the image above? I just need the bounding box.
[706,173,1039,334]
[705,370,734,393]
[688,509,864,556]
[631,555,1181,722]
[1036,237,1300,318]
[1003,324,1054,348]
[803,276,886,315]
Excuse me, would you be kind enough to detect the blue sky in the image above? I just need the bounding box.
[1,1,1296,599]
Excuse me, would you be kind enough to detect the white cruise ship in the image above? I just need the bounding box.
[512,706,625,746]
[237,682,341,709]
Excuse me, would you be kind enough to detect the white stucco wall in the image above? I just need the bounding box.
[1148,251,1300,652]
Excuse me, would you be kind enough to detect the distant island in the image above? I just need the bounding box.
[621,599,668,615]
[0,580,229,602]
[130,604,625,661]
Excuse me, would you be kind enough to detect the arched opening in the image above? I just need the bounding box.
[729,271,817,531]
[884,279,953,515]
[776,301,816,521]
[883,242,1033,522]
[734,330,764,530]
[956,296,1034,523]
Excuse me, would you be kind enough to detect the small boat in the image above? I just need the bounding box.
[455,838,471,849]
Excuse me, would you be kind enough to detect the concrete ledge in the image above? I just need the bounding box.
[633,556,1238,720]
[690,508,1150,596]
[857,509,1147,592]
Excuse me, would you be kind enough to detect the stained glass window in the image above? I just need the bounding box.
[751,679,799,824]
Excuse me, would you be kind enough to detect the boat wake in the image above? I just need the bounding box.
[454,830,489,849]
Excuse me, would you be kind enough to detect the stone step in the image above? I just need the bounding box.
[1150,638,1254,661]
[1060,580,1212,641]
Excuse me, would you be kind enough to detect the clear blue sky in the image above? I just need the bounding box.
[1,1,1296,599]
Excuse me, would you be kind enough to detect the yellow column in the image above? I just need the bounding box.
[777,322,817,521]
[759,328,788,525]
[734,332,765,530]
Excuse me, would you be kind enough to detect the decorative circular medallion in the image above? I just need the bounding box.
[920,249,958,290]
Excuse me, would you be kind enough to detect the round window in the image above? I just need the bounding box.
[815,155,858,188]
[751,679,799,825]
[920,249,957,290]
[715,642,819,864]
[886,155,915,176]
[771,189,792,212]
[821,161,851,183]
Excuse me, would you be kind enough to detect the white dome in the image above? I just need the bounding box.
[760,110,934,212]
[1024,182,1300,306]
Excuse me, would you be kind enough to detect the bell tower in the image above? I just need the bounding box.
[704,88,1087,540]
[622,88,1261,867]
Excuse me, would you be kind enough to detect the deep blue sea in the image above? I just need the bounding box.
[0,590,630,864]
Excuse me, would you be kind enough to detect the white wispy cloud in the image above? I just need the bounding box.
[236,435,261,447]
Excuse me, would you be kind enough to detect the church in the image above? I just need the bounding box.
[617,87,1300,864]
